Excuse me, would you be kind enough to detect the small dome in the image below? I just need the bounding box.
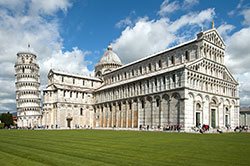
[98,45,122,66]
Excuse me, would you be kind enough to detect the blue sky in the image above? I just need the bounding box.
[0,0,250,113]
[59,0,245,70]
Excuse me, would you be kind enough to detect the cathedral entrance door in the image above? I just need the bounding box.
[225,115,229,127]
[196,112,201,127]
[211,109,216,128]
[66,117,72,128]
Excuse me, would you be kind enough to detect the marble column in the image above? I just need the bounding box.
[112,103,117,127]
[104,105,107,127]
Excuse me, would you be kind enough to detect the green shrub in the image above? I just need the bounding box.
[0,123,4,129]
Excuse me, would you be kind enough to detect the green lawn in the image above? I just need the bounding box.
[0,130,249,166]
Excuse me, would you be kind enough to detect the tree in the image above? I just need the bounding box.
[0,112,14,128]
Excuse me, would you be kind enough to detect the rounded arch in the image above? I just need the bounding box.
[196,103,202,111]
[103,69,111,74]
[139,97,145,102]
[231,100,236,106]
[154,95,161,100]
[188,92,194,99]
[170,92,181,126]
[133,98,138,102]
[162,94,170,100]
[211,96,218,105]
[127,99,132,104]
[146,96,152,102]
[171,92,181,100]
[96,71,102,77]
[224,99,230,106]
[195,93,203,102]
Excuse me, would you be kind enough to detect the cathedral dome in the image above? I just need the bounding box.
[95,45,122,77]
[98,45,122,66]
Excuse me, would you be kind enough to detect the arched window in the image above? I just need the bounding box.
[80,108,83,115]
[119,103,121,111]
[148,63,151,72]
[163,76,166,85]
[158,60,162,68]
[141,100,145,109]
[156,98,160,107]
[129,102,132,110]
[185,51,189,61]
[196,103,202,127]
[225,107,229,127]
[147,80,150,88]
[172,74,176,83]
[171,56,175,64]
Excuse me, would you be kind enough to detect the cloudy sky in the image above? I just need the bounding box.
[0,0,250,113]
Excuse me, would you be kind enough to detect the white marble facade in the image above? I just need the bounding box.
[42,70,102,129]
[42,27,239,131]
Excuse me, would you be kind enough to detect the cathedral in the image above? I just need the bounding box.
[16,27,240,131]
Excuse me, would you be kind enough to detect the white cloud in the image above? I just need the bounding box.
[115,11,136,29]
[115,17,133,28]
[226,28,250,73]
[41,47,92,77]
[158,0,180,16]
[168,8,215,32]
[0,79,15,111]
[0,99,16,104]
[0,0,25,14]
[183,0,199,8]
[0,0,91,113]
[217,23,235,40]
[158,0,199,17]
[112,18,175,64]
[237,0,244,9]
[29,0,71,16]
[113,8,215,64]
[241,9,250,25]
[225,27,250,106]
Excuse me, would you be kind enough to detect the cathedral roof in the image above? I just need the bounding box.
[97,45,122,66]
[48,69,101,81]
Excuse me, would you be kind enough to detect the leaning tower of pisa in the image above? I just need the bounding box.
[15,50,42,128]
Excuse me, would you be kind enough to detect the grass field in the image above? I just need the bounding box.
[0,130,249,166]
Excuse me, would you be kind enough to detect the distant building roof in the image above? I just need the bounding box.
[240,107,250,113]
